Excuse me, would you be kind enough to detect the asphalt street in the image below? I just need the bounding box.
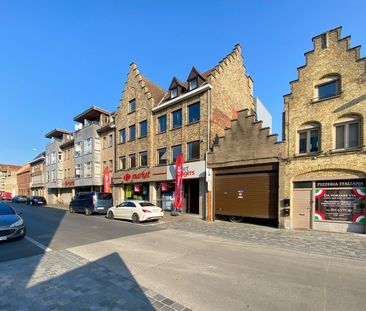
[0,203,162,263]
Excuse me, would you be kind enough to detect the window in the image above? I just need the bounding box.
[335,116,361,149]
[140,151,148,167]
[170,87,178,98]
[129,125,136,141]
[129,154,136,168]
[158,115,167,133]
[119,156,126,170]
[187,141,200,160]
[103,136,107,149]
[129,99,136,113]
[140,120,147,138]
[103,161,107,169]
[189,78,198,90]
[298,123,320,154]
[108,134,113,147]
[75,142,82,157]
[95,162,101,177]
[188,102,200,123]
[316,76,340,100]
[84,162,92,177]
[75,164,81,178]
[109,160,113,172]
[84,138,92,154]
[95,137,100,151]
[58,170,63,180]
[120,128,126,144]
[50,152,56,164]
[46,154,49,166]
[172,109,182,129]
[171,144,182,162]
[157,148,167,165]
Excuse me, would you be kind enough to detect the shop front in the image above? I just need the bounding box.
[292,179,366,233]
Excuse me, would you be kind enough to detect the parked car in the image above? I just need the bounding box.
[26,196,47,206]
[11,195,28,203]
[0,191,12,201]
[0,202,26,241]
[69,192,113,216]
[107,200,164,223]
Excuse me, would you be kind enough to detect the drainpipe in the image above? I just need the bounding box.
[205,87,212,221]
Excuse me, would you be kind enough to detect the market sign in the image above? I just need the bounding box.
[315,188,366,222]
[167,160,206,180]
[63,180,74,187]
[121,166,167,183]
[315,179,366,188]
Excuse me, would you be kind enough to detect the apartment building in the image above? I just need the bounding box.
[73,106,112,193]
[17,164,31,196]
[45,128,73,204]
[113,45,259,217]
[281,27,366,233]
[29,153,46,197]
[0,164,21,196]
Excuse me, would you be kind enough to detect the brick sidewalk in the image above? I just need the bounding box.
[0,250,191,311]
[159,217,366,261]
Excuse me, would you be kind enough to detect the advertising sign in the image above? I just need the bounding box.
[103,167,110,193]
[315,188,366,222]
[174,153,183,210]
[167,160,206,180]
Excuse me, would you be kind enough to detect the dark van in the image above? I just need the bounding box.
[69,192,113,216]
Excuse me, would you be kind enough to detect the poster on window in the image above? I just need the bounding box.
[315,188,366,222]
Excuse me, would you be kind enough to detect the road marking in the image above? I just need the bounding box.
[25,236,53,252]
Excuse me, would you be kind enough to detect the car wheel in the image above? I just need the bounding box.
[85,208,92,216]
[69,206,75,213]
[228,216,243,223]
[107,211,114,220]
[132,213,140,224]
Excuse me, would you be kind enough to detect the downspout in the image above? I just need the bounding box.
[205,87,212,221]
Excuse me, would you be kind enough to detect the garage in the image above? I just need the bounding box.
[214,164,278,221]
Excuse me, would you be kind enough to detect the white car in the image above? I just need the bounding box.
[107,200,164,223]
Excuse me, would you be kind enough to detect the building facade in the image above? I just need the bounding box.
[30,153,46,197]
[0,164,21,196]
[280,27,366,233]
[112,45,257,217]
[17,164,31,196]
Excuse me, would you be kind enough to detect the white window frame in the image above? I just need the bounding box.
[334,116,361,150]
[84,162,92,177]
[298,123,320,154]
[189,78,198,90]
[84,137,92,154]
[170,87,178,99]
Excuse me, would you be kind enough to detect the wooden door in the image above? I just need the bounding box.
[292,189,312,229]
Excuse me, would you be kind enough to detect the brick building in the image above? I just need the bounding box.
[0,164,21,196]
[112,45,265,217]
[30,153,46,197]
[280,27,366,233]
[17,164,31,196]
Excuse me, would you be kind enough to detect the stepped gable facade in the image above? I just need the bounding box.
[281,27,366,233]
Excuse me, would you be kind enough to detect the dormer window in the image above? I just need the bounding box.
[170,87,178,99]
[189,78,198,90]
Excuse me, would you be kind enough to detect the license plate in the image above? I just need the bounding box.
[0,236,8,241]
[97,207,105,210]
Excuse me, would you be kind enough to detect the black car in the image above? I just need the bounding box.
[26,196,47,206]
[69,192,113,216]
[0,202,26,241]
[12,195,28,203]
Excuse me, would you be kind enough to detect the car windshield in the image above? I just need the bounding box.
[0,203,15,215]
[139,202,155,207]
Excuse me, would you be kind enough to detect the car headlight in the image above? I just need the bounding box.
[10,219,23,227]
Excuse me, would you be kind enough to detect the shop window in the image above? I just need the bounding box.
[129,125,136,141]
[129,99,136,113]
[120,128,126,144]
[315,75,340,101]
[157,148,167,165]
[171,144,182,163]
[140,151,148,167]
[189,78,198,90]
[130,154,136,168]
[172,109,182,129]
[298,123,320,154]
[139,120,147,138]
[188,102,200,124]
[334,115,361,150]
[170,87,178,99]
[119,156,126,170]
[187,141,200,160]
[158,115,167,133]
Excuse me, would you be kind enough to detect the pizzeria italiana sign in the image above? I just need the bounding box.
[316,179,366,188]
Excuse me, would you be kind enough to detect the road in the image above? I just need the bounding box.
[0,202,162,263]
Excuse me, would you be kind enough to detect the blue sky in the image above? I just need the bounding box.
[1,0,365,165]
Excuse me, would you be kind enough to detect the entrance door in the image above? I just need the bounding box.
[184,179,199,214]
[292,189,312,229]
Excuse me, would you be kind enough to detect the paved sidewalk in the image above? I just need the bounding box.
[159,216,366,261]
[0,250,191,311]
